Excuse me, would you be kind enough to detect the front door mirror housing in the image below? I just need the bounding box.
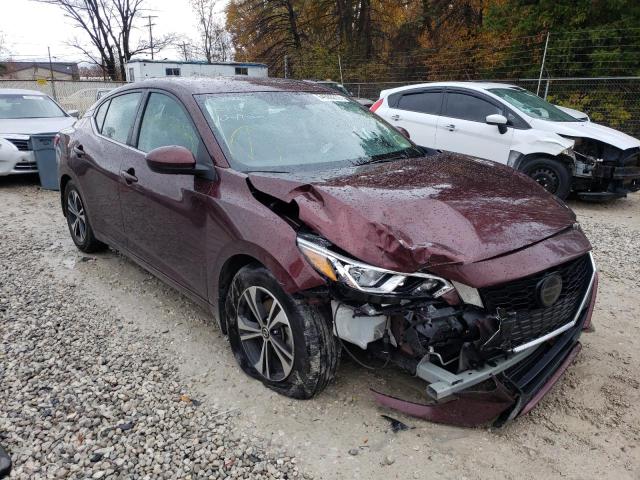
[146,145,198,174]
[67,109,80,118]
[486,114,508,134]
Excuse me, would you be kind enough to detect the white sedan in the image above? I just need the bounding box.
[0,89,77,176]
[372,82,640,200]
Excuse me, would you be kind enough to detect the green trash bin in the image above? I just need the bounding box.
[31,134,59,191]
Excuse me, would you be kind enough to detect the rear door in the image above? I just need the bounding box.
[384,88,443,148]
[119,90,209,298]
[75,91,142,247]
[436,89,514,163]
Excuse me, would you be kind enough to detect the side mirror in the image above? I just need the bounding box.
[396,126,410,139]
[146,145,197,174]
[486,114,508,134]
[68,109,79,118]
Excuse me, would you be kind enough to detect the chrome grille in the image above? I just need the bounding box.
[7,138,30,151]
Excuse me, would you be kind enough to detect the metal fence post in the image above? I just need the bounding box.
[338,55,344,85]
[544,78,550,100]
[284,55,289,79]
[537,32,550,96]
[48,46,58,101]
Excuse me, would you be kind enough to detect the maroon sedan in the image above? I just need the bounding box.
[57,78,597,426]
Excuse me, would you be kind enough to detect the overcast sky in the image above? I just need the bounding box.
[0,0,228,63]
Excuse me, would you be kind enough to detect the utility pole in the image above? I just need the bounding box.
[47,46,57,100]
[537,32,550,96]
[180,42,189,61]
[145,15,158,60]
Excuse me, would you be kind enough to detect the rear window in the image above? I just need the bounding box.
[444,92,501,122]
[94,100,109,133]
[397,91,442,115]
[100,92,141,144]
[0,94,66,119]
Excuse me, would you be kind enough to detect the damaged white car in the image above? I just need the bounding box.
[0,89,76,176]
[372,82,640,200]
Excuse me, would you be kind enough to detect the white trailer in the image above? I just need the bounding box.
[125,60,268,82]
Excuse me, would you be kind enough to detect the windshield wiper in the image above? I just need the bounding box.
[354,147,421,166]
[244,169,291,174]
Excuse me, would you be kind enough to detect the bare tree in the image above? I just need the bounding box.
[34,0,174,80]
[191,0,233,62]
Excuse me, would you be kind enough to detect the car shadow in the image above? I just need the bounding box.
[0,174,41,188]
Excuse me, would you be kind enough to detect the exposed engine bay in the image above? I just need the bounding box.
[567,137,640,199]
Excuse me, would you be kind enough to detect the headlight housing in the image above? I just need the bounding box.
[297,236,453,297]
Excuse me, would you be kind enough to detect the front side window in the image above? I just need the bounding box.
[0,94,66,119]
[443,92,501,122]
[196,91,420,172]
[100,92,141,144]
[489,87,577,122]
[137,93,200,154]
[397,91,442,115]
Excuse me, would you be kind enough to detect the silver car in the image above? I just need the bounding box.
[0,89,77,176]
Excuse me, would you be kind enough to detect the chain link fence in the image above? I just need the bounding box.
[0,79,127,115]
[343,77,640,138]
[2,75,639,138]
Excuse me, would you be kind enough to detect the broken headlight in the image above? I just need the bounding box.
[297,236,453,297]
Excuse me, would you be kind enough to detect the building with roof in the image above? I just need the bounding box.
[0,61,79,80]
[124,59,268,82]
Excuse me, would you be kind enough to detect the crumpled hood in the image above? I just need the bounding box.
[0,116,76,136]
[530,117,640,150]
[248,153,577,272]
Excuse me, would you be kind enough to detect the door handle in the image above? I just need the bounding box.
[120,168,138,184]
[391,114,400,121]
[444,124,456,131]
[73,145,85,157]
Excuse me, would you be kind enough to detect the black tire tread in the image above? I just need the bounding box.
[64,181,108,253]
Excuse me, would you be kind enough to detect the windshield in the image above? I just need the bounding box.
[489,88,578,122]
[197,91,420,172]
[0,94,66,119]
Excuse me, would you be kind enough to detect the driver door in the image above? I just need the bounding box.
[119,91,209,298]
[435,90,514,163]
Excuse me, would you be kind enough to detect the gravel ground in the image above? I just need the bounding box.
[1,175,639,480]
[0,181,303,478]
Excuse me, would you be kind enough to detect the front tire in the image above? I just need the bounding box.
[225,264,339,399]
[522,157,571,199]
[64,181,107,253]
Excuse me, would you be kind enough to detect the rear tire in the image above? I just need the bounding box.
[225,264,339,399]
[522,157,571,200]
[64,181,107,253]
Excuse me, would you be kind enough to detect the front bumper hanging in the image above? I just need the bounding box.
[372,266,598,428]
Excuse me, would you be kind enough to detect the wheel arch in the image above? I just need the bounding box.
[217,254,264,334]
[59,174,72,216]
[513,152,574,172]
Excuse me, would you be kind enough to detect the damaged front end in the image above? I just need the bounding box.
[567,137,640,200]
[297,234,598,427]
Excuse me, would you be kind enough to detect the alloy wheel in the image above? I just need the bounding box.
[67,190,87,243]
[236,286,295,382]
[530,167,560,194]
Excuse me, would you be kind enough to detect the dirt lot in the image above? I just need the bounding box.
[1,175,639,479]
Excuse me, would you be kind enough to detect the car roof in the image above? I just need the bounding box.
[115,77,331,95]
[380,81,520,96]
[0,88,50,96]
